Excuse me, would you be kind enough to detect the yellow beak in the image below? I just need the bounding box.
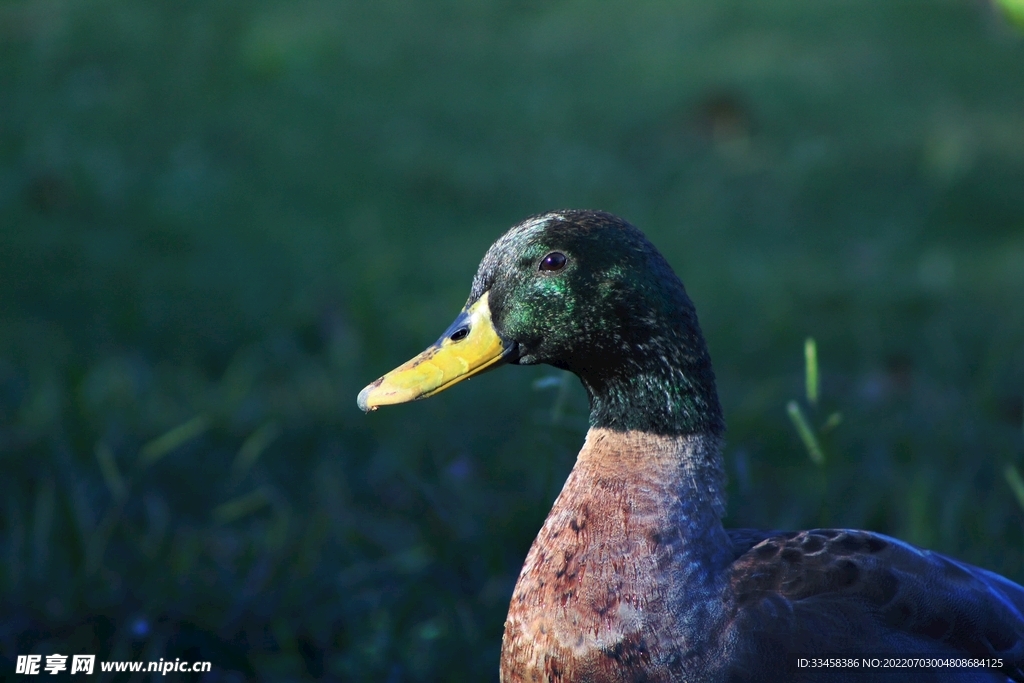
[357,292,511,412]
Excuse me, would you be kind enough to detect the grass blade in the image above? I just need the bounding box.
[139,415,210,470]
[787,400,825,465]
[805,337,819,406]
[995,0,1024,31]
[1005,464,1024,513]
[213,487,271,525]
[531,375,563,390]
[550,372,572,424]
[821,411,843,433]
[231,421,281,485]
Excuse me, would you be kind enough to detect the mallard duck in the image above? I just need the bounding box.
[358,210,1024,682]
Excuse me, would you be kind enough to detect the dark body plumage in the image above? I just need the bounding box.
[721,528,1024,682]
[359,210,1024,682]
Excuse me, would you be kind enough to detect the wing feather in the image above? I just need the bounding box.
[714,529,1024,682]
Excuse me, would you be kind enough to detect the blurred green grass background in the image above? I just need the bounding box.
[1,0,1023,680]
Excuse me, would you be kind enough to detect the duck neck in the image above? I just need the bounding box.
[575,427,731,624]
[574,341,729,587]
[574,322,725,438]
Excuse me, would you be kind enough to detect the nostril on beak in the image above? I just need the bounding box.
[449,327,470,342]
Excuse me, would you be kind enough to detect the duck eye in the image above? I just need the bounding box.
[539,252,567,271]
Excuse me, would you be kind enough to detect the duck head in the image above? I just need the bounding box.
[357,210,723,437]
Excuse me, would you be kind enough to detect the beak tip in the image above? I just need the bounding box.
[356,384,377,413]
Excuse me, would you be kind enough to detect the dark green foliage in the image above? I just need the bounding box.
[1,0,1023,680]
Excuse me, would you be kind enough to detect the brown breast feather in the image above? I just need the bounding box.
[500,428,724,683]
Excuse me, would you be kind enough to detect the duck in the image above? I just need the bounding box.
[357,210,1024,682]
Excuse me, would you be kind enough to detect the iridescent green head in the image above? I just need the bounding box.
[358,210,724,437]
